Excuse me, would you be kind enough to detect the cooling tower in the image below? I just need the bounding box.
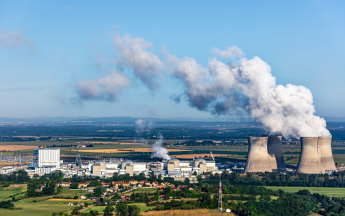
[267,135,286,170]
[297,137,323,174]
[269,155,277,170]
[244,136,272,173]
[319,136,336,172]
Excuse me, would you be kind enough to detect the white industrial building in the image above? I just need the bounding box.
[35,148,61,168]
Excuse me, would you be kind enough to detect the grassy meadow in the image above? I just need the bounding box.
[123,187,157,196]
[0,199,73,216]
[263,186,345,198]
[0,187,26,201]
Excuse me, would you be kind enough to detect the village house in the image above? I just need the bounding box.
[101,182,111,187]
[58,182,71,187]
[78,182,89,188]
[112,181,123,187]
[129,180,138,185]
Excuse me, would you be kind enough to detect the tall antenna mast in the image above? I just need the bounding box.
[218,178,222,211]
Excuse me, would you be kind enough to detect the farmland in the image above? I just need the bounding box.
[74,148,189,153]
[0,199,74,216]
[0,187,26,201]
[0,122,343,165]
[2,137,345,165]
[142,209,234,216]
[0,187,92,216]
[263,186,345,198]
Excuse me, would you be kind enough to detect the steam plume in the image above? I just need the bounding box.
[151,134,170,160]
[113,34,163,90]
[75,70,129,101]
[134,119,170,160]
[166,48,330,139]
[71,30,330,139]
[74,33,163,101]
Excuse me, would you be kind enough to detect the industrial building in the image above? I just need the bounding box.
[33,148,61,174]
[92,160,147,176]
[34,148,61,168]
[90,157,218,177]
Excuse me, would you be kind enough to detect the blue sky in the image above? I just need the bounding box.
[0,1,344,119]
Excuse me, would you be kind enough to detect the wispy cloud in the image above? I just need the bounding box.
[75,70,130,101]
[0,27,35,54]
[112,33,163,90]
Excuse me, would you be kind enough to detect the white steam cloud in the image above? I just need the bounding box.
[166,48,330,139]
[75,70,130,101]
[134,119,170,160]
[151,134,170,160]
[72,31,330,139]
[75,33,163,101]
[113,34,163,90]
[134,119,150,146]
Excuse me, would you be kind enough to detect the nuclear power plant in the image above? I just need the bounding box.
[244,134,336,174]
[297,136,336,174]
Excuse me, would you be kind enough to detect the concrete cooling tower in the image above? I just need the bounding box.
[244,136,272,173]
[297,137,322,174]
[297,136,336,174]
[319,136,336,172]
[267,135,286,170]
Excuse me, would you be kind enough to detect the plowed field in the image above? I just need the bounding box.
[0,145,38,151]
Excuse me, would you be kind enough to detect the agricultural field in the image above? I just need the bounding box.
[74,148,189,153]
[0,187,93,216]
[0,145,38,151]
[142,209,234,216]
[1,134,345,165]
[263,186,345,198]
[122,187,157,196]
[0,199,74,216]
[82,203,155,214]
[58,187,88,197]
[128,203,156,212]
[82,205,106,213]
[0,187,26,201]
[175,153,231,159]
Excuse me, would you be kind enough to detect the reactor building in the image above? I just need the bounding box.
[297,136,336,174]
[33,148,61,174]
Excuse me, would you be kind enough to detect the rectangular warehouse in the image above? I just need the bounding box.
[37,149,60,168]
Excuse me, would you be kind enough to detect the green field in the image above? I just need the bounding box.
[134,188,156,192]
[0,187,94,216]
[59,187,85,197]
[123,187,157,196]
[264,186,345,198]
[0,187,26,201]
[0,199,73,216]
[128,203,155,212]
[83,203,155,214]
[82,205,106,213]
